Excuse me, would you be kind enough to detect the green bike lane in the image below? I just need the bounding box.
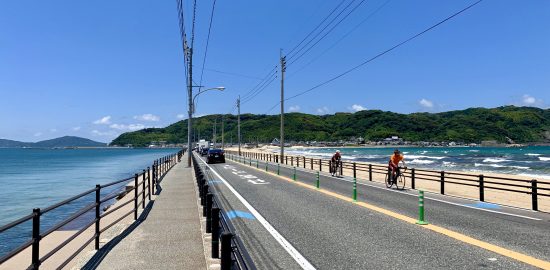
[199,155,534,269]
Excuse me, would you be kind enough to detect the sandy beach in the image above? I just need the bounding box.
[224,146,550,212]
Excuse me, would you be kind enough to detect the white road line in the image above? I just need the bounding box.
[198,156,316,270]
[233,158,542,221]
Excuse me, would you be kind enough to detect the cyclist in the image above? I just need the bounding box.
[331,150,342,176]
[388,149,406,182]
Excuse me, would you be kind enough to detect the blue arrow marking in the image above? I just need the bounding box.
[226,210,256,220]
[465,202,501,209]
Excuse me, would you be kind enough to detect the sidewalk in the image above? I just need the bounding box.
[86,157,206,270]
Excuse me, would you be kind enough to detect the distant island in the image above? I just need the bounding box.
[0,136,107,148]
[111,106,550,147]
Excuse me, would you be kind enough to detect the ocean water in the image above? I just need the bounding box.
[0,148,179,258]
[283,146,550,179]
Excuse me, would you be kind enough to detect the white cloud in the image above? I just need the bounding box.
[34,132,42,137]
[288,105,300,112]
[522,95,536,105]
[316,106,330,114]
[419,98,434,109]
[72,127,81,131]
[349,104,366,112]
[49,128,57,133]
[109,123,146,131]
[92,130,115,136]
[93,116,111,125]
[134,114,160,122]
[176,114,185,119]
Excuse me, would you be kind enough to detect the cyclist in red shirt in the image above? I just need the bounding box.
[388,149,406,182]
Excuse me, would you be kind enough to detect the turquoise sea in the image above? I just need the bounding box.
[284,146,550,179]
[0,148,179,258]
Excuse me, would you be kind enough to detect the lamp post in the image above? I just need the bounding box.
[187,86,225,166]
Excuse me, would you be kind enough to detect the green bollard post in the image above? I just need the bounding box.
[353,177,357,202]
[293,167,297,181]
[416,190,429,225]
[277,163,280,175]
[265,161,268,172]
[316,171,320,189]
[256,160,259,168]
[249,157,252,166]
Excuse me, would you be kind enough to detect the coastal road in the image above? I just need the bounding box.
[196,154,550,269]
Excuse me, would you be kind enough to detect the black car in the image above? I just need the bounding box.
[200,147,209,156]
[206,149,225,164]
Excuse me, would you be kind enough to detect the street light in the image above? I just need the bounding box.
[187,86,225,166]
[192,86,225,113]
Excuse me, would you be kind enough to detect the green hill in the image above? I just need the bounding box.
[110,106,550,147]
[33,136,106,147]
[0,136,106,148]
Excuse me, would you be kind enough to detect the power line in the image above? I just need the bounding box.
[268,0,485,110]
[241,74,278,105]
[287,0,367,67]
[203,68,264,80]
[240,66,278,100]
[287,0,392,79]
[241,69,278,102]
[286,0,362,63]
[286,0,349,57]
[176,0,189,86]
[198,0,218,90]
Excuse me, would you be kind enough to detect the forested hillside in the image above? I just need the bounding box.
[110,106,550,147]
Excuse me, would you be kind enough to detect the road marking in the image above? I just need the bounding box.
[199,157,316,270]
[232,159,550,269]
[465,202,501,209]
[226,210,256,220]
[294,167,542,221]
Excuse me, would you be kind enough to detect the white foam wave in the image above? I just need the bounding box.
[469,150,480,152]
[410,159,434,165]
[475,163,505,168]
[525,153,542,156]
[483,158,511,163]
[443,161,456,167]
[539,157,550,161]
[407,155,445,160]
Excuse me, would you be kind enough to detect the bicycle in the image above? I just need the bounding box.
[385,167,406,190]
[330,159,342,177]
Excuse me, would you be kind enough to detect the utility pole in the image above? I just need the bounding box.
[213,118,217,146]
[221,116,224,149]
[237,96,241,155]
[187,47,193,167]
[280,50,286,163]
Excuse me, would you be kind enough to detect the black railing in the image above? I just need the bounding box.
[228,150,550,212]
[0,149,185,270]
[191,154,256,270]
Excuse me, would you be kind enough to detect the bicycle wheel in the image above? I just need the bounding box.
[385,172,393,188]
[396,173,405,190]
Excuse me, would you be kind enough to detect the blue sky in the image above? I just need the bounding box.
[1,0,549,143]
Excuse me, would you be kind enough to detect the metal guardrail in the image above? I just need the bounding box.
[191,153,256,270]
[227,150,550,211]
[0,149,185,270]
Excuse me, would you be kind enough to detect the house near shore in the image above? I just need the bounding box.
[271,138,280,146]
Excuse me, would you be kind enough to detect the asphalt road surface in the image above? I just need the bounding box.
[196,153,550,269]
